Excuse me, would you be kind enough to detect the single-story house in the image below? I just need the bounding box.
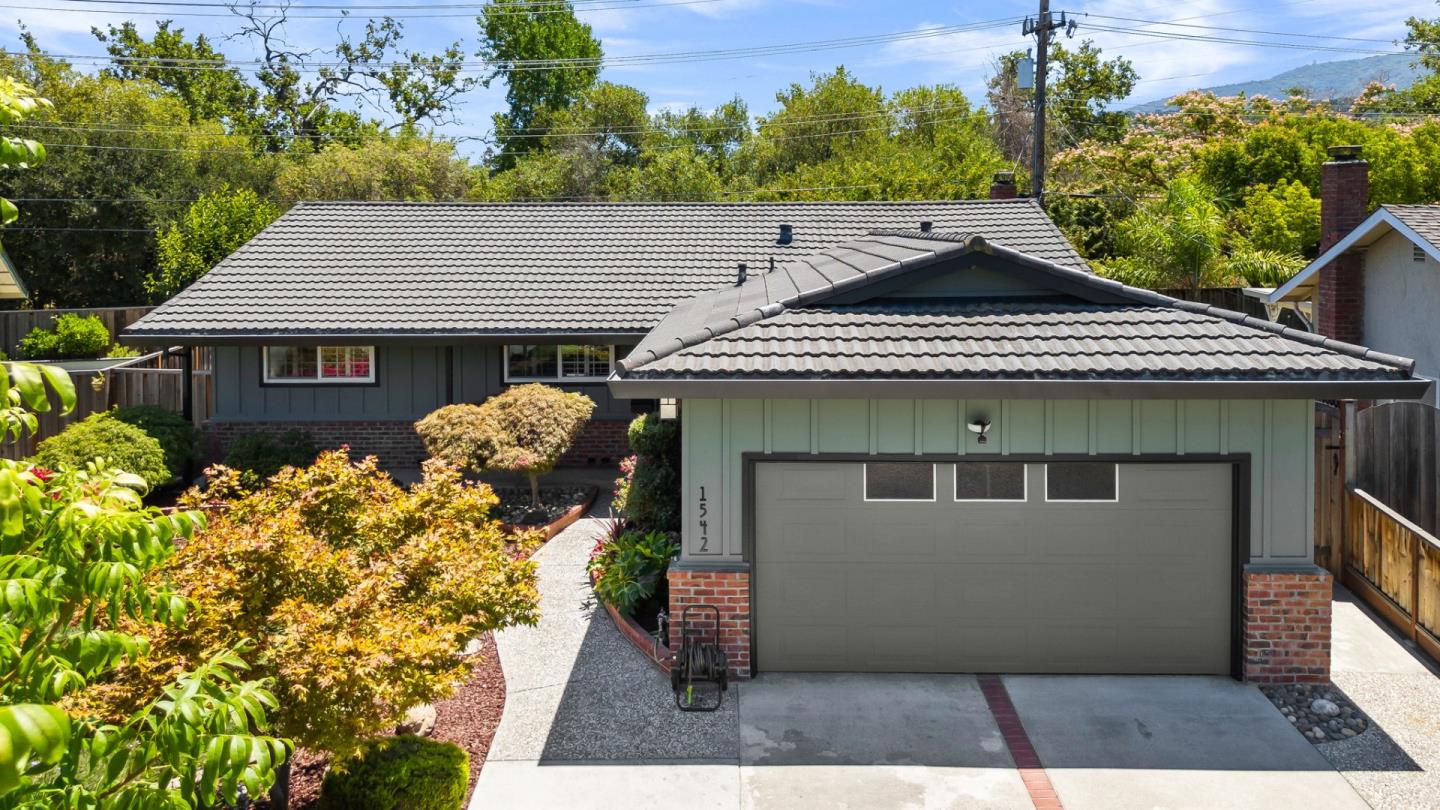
[124,194,1430,685]
[1263,147,1440,395]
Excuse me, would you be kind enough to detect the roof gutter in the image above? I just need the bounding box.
[607,376,1433,401]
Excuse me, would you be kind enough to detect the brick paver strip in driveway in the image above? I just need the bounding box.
[978,675,1063,810]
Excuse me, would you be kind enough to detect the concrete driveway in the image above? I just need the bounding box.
[470,511,1376,809]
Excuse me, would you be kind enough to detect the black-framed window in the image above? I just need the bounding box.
[1045,462,1119,502]
[863,462,935,502]
[504,344,614,382]
[955,462,1027,501]
[263,346,374,383]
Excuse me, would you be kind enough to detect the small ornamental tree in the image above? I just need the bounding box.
[83,450,541,761]
[417,383,595,507]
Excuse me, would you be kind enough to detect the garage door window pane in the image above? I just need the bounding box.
[864,463,935,501]
[1045,463,1118,502]
[955,462,1026,501]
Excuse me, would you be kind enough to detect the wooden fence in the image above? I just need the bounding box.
[1345,488,1440,663]
[0,348,213,460]
[0,306,156,358]
[1353,401,1439,536]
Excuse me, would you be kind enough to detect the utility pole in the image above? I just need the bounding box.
[1023,2,1075,204]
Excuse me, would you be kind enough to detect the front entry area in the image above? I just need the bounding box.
[753,459,1236,674]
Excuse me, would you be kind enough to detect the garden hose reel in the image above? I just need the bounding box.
[670,604,728,712]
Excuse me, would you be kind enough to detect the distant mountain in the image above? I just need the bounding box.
[1128,53,1425,113]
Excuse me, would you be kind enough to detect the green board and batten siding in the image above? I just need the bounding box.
[681,397,1315,565]
[210,343,639,422]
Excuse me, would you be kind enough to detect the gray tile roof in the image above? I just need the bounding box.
[123,199,1086,339]
[1382,204,1440,248]
[623,302,1410,381]
[617,230,1416,384]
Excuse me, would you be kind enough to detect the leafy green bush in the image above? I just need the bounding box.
[622,413,681,533]
[222,429,318,486]
[587,529,678,613]
[111,405,201,479]
[318,735,469,810]
[18,313,112,359]
[32,411,171,489]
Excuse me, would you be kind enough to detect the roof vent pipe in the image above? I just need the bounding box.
[919,221,933,233]
[737,262,747,286]
[777,224,793,245]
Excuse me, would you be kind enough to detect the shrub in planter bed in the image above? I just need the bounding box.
[588,527,679,614]
[622,412,681,533]
[222,428,318,486]
[32,411,171,489]
[111,405,201,479]
[318,734,469,810]
[18,313,112,359]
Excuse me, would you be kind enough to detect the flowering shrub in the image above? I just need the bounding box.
[612,454,636,515]
[82,449,541,757]
[417,383,595,507]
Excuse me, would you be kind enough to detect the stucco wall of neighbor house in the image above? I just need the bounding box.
[1363,229,1440,394]
[211,342,641,423]
[680,397,1315,566]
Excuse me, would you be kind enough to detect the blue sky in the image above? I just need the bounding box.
[7,0,1435,156]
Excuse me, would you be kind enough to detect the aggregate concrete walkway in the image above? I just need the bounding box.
[1317,585,1440,808]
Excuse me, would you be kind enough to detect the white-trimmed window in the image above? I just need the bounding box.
[863,462,936,502]
[1044,462,1119,502]
[263,346,375,384]
[955,462,1027,502]
[504,344,615,382]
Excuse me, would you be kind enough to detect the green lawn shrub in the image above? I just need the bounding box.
[32,411,171,489]
[317,735,469,810]
[111,405,201,480]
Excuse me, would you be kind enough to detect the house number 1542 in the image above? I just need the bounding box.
[697,486,709,552]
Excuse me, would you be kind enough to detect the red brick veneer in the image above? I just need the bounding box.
[206,418,631,470]
[667,565,751,678]
[1317,150,1368,345]
[1243,565,1333,684]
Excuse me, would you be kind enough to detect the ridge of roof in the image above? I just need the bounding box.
[285,198,1043,208]
[616,230,1418,377]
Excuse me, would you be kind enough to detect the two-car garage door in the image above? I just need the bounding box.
[753,460,1234,675]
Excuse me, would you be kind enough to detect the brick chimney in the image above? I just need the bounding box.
[989,171,1018,200]
[1317,145,1368,344]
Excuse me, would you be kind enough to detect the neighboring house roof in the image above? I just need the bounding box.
[1267,204,1440,305]
[612,230,1426,399]
[0,246,29,300]
[121,199,1087,343]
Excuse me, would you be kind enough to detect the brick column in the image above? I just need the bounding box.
[667,563,751,678]
[1242,565,1333,684]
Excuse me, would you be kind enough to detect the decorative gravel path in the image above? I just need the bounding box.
[1312,586,1440,809]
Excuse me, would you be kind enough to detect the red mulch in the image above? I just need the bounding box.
[274,633,507,809]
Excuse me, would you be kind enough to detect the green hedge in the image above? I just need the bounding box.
[622,413,680,533]
[223,429,318,486]
[110,405,200,480]
[318,735,469,810]
[18,314,112,360]
[32,412,171,489]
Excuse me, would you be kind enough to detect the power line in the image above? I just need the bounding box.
[0,17,1021,72]
[1073,12,1401,45]
[0,0,727,19]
